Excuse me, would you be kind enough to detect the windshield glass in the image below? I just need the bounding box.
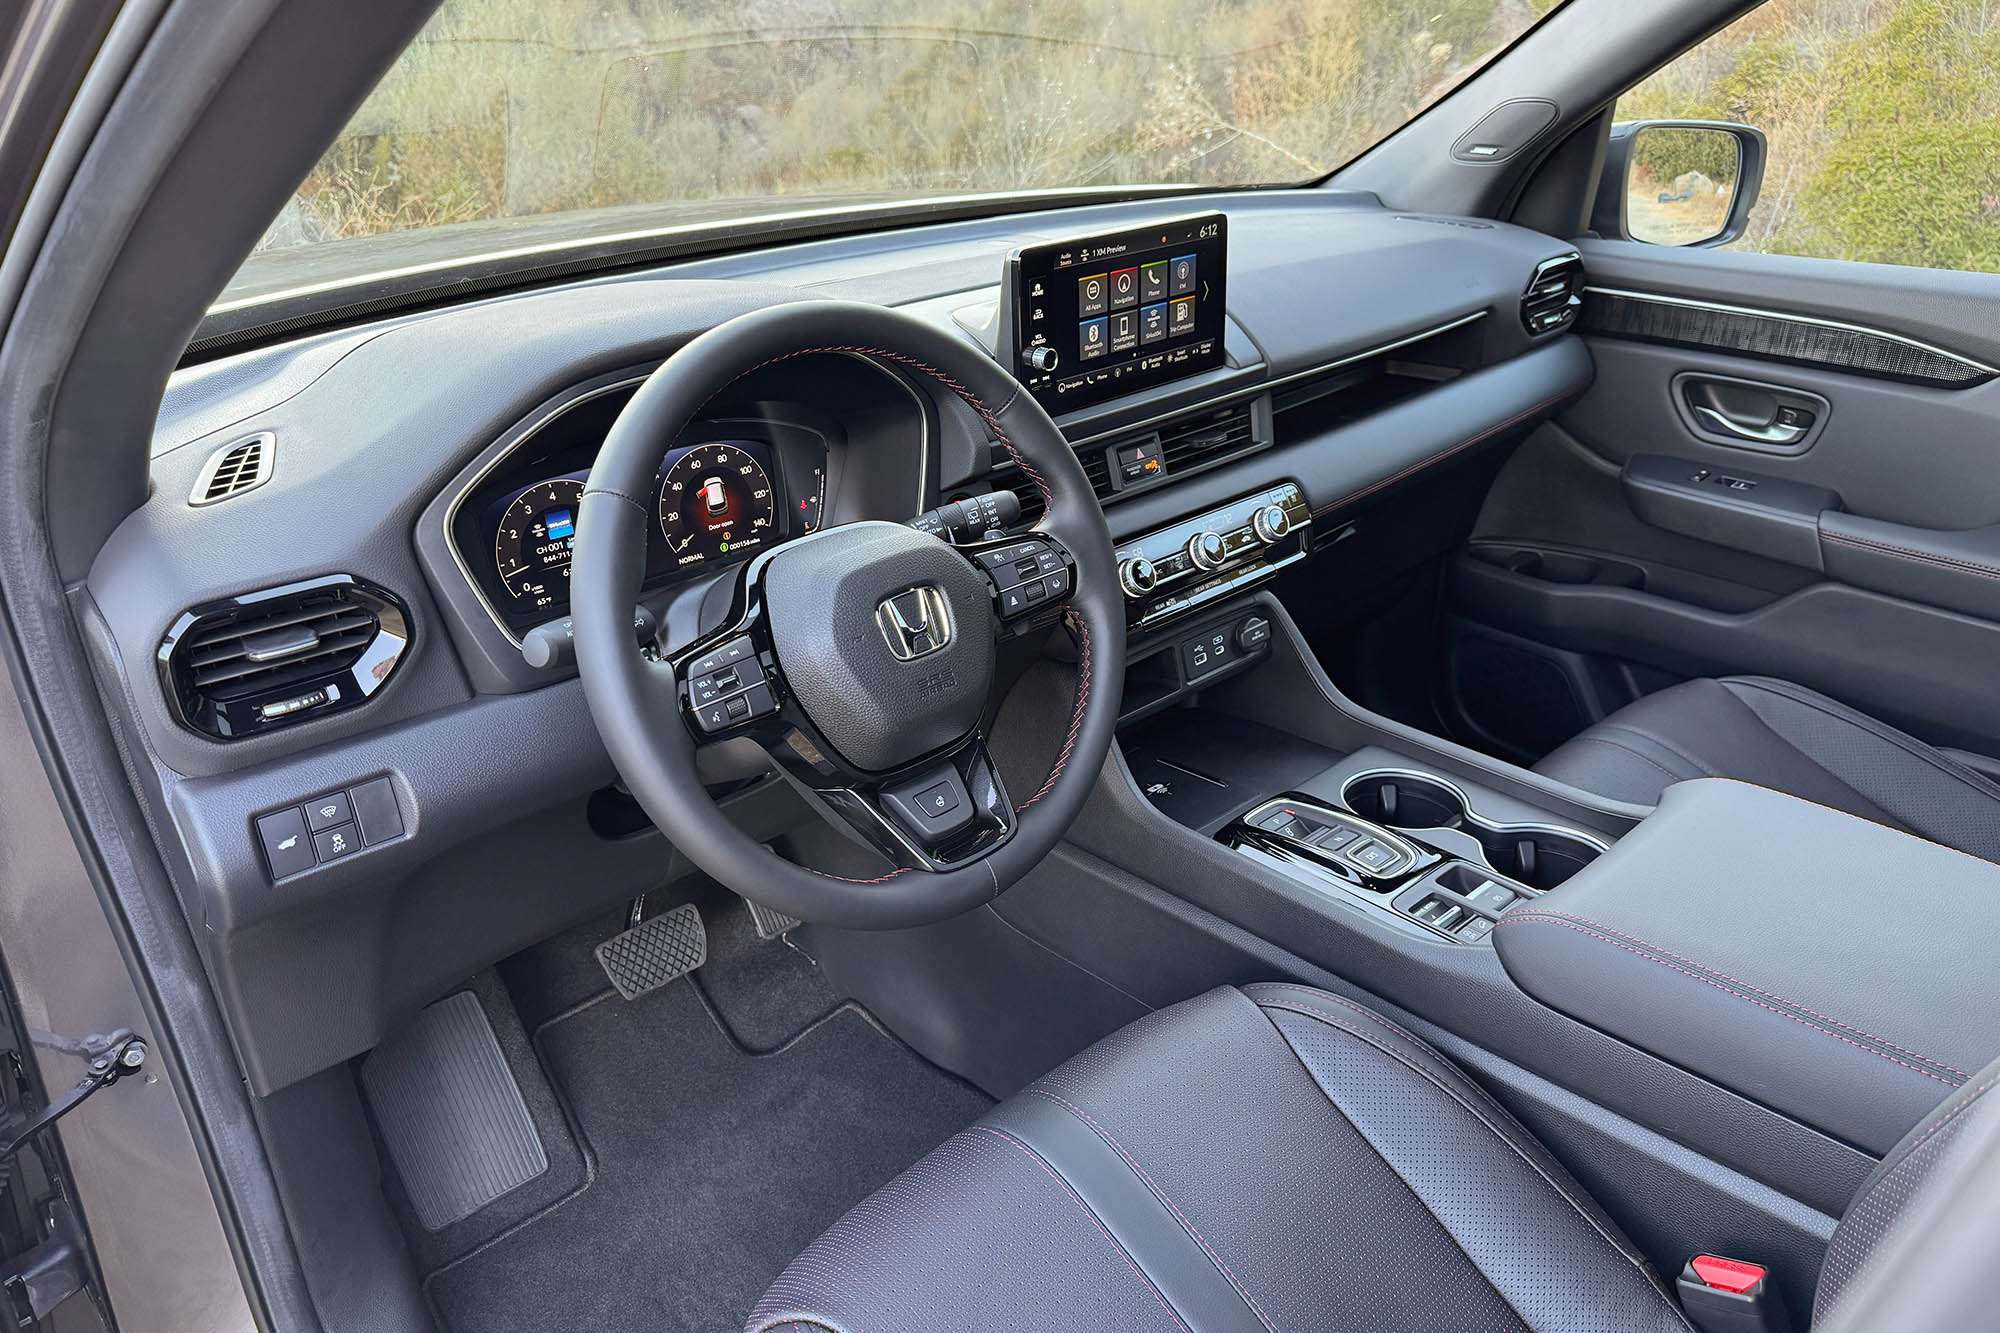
[235,0,1568,284]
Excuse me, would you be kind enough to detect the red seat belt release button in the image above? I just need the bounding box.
[1692,1256,1766,1293]
[1677,1254,1790,1333]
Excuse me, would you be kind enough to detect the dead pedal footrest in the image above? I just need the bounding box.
[745,898,802,940]
[595,903,707,1000]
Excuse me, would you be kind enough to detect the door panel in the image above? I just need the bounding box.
[1453,239,2000,759]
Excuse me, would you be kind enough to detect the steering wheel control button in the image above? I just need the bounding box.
[688,635,754,680]
[256,807,316,880]
[313,823,359,863]
[303,790,353,832]
[880,766,976,844]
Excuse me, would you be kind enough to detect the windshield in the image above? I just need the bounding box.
[235,0,1568,285]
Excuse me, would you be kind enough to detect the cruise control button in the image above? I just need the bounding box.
[1035,550,1065,576]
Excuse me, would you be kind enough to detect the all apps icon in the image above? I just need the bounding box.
[1078,273,1108,317]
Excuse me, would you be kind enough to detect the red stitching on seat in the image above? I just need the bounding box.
[1497,913,1964,1085]
[1025,1088,1282,1333]
[964,1125,1193,1333]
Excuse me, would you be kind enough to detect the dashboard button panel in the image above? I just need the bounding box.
[1115,482,1310,631]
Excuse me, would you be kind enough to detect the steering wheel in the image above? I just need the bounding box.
[571,302,1125,929]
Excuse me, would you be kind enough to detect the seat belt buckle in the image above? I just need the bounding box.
[1676,1255,1790,1333]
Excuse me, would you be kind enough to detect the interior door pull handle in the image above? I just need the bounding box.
[1693,405,1807,447]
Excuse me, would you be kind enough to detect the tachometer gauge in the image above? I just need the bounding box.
[658,443,776,566]
[494,478,584,609]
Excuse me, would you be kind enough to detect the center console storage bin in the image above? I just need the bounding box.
[1493,779,2000,1156]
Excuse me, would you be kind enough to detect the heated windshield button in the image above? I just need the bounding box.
[303,790,353,832]
[256,807,315,880]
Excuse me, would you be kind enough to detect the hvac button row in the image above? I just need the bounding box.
[256,776,403,881]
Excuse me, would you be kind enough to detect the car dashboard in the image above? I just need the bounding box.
[91,189,1591,1094]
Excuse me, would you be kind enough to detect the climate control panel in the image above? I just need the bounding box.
[1115,482,1310,629]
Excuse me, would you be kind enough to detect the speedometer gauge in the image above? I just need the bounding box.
[658,443,777,567]
[494,478,584,610]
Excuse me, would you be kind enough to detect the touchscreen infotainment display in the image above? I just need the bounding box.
[1009,212,1227,412]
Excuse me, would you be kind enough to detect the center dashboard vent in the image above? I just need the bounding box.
[985,400,1263,517]
[159,575,409,740]
[1522,253,1582,336]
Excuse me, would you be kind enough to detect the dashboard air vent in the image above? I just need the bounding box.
[1157,403,1257,472]
[159,575,409,739]
[1521,254,1582,336]
[188,432,274,505]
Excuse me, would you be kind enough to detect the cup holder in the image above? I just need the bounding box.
[1339,770,1605,891]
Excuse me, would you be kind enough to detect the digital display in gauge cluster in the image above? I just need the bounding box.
[476,435,824,620]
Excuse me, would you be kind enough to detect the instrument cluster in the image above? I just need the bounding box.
[448,382,829,637]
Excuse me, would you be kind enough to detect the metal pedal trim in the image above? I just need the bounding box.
[595,903,707,1000]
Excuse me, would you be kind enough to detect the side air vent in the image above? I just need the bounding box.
[188,432,275,505]
[1522,254,1582,336]
[159,575,409,739]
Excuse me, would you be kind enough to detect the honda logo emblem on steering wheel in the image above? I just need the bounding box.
[875,586,952,661]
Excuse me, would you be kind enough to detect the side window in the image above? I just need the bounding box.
[1614,0,2000,272]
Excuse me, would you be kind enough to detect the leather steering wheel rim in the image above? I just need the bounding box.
[571,300,1125,930]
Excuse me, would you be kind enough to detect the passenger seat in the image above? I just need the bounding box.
[1534,675,2000,863]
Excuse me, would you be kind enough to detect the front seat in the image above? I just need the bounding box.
[1535,674,2000,862]
[750,983,2000,1332]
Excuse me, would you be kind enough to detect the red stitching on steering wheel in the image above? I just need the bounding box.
[673,342,1083,884]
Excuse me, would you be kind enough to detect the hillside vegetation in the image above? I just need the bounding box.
[267,0,1555,244]
[271,0,1998,274]
[1619,0,2000,271]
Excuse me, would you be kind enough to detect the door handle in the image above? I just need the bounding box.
[1692,405,1808,447]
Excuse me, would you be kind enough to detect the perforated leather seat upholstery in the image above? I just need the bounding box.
[749,984,1691,1332]
[753,982,2000,1331]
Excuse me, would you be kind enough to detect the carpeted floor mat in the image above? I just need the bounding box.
[423,976,991,1333]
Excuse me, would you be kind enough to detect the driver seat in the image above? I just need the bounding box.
[750,983,2000,1332]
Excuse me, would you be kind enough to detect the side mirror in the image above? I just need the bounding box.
[1590,120,1766,248]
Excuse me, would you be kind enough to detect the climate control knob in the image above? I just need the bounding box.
[1118,556,1159,598]
[1187,531,1228,572]
[1251,503,1293,546]
[1020,344,1059,373]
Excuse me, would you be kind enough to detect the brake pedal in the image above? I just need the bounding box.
[745,898,801,941]
[594,903,707,1000]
